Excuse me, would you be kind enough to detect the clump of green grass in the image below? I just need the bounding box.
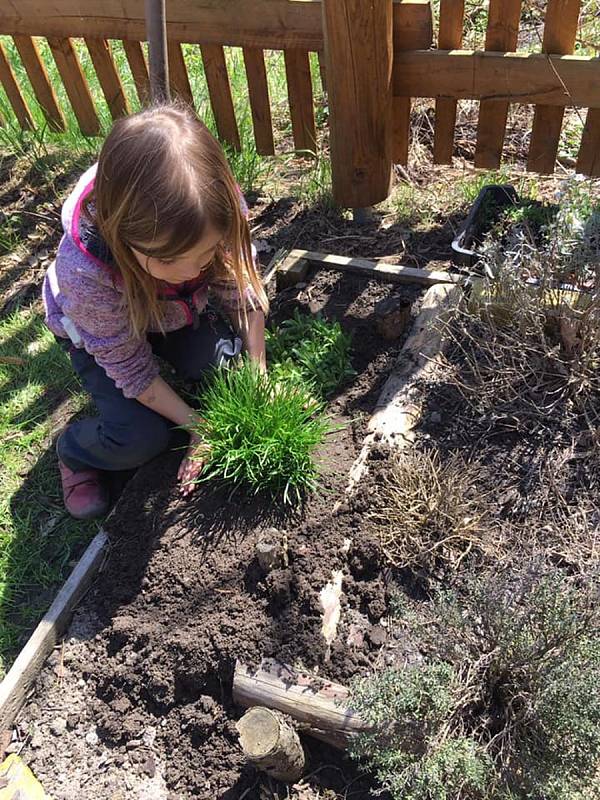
[266,310,355,398]
[193,361,329,503]
[350,570,600,800]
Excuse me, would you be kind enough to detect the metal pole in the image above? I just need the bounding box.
[145,0,170,103]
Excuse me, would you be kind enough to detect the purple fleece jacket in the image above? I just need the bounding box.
[43,164,259,399]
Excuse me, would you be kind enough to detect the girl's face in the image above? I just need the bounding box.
[131,225,223,283]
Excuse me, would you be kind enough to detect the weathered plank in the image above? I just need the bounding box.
[12,35,65,131]
[286,249,459,286]
[433,0,464,163]
[283,48,316,152]
[577,108,600,176]
[527,0,581,174]
[0,40,33,129]
[0,531,109,732]
[393,51,600,108]
[234,659,370,750]
[200,44,240,150]
[323,0,393,207]
[0,0,431,51]
[243,47,274,155]
[122,39,150,104]
[346,283,462,493]
[47,37,100,135]
[167,40,193,106]
[474,0,521,169]
[85,37,130,119]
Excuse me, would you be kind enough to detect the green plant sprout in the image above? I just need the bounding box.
[190,312,354,502]
[266,309,355,398]
[191,361,329,504]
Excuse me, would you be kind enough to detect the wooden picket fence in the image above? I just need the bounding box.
[0,0,598,209]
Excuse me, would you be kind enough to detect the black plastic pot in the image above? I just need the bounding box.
[452,184,519,270]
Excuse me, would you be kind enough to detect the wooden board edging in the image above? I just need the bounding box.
[0,530,109,733]
[280,249,459,287]
[345,282,462,494]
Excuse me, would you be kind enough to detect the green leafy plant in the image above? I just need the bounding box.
[350,571,600,800]
[192,360,329,503]
[266,310,355,398]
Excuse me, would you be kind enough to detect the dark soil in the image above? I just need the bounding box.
[17,267,425,800]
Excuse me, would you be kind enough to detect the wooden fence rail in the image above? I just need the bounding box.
[0,0,597,209]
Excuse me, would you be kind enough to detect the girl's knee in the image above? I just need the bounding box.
[103,416,171,468]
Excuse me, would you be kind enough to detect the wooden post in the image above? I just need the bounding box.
[145,0,170,103]
[322,0,393,208]
[236,707,306,783]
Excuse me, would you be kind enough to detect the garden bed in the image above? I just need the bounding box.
[10,267,426,799]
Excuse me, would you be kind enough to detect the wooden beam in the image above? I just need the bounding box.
[276,252,311,290]
[0,531,108,732]
[286,249,459,286]
[474,0,521,169]
[346,283,461,493]
[243,47,275,155]
[85,37,131,119]
[527,0,581,174]
[433,0,464,164]
[323,0,393,207]
[122,39,150,104]
[12,35,65,131]
[233,659,370,750]
[577,108,600,176]
[284,48,316,153]
[393,51,600,108]
[0,1,431,51]
[200,44,240,150]
[47,37,100,135]
[0,40,34,130]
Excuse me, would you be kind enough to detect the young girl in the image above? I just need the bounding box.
[43,103,268,520]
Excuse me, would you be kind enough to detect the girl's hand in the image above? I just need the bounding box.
[178,431,211,497]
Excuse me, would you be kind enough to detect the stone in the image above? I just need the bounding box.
[50,717,67,736]
[374,296,412,340]
[85,729,99,747]
[141,755,156,778]
[367,625,387,648]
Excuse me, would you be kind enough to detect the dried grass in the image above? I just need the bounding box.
[368,449,497,575]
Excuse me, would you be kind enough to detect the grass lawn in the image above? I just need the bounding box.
[0,308,97,676]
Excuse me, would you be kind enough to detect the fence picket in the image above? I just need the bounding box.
[168,41,194,106]
[0,39,34,129]
[12,35,64,131]
[242,47,274,155]
[527,0,581,174]
[47,37,100,135]
[284,49,316,153]
[474,0,521,169]
[576,109,600,176]
[122,40,149,105]
[85,37,130,119]
[433,0,464,164]
[200,44,240,151]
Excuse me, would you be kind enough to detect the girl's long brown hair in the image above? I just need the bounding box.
[83,103,268,337]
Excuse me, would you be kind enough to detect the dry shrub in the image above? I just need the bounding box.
[439,269,600,433]
[368,449,496,575]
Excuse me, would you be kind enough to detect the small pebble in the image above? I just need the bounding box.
[50,717,67,736]
[126,738,143,750]
[141,755,156,778]
[85,729,99,746]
